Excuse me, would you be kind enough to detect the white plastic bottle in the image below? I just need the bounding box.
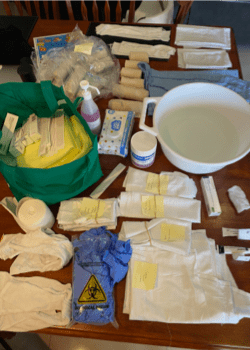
[80,80,101,135]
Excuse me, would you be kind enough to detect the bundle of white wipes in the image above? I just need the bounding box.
[0,271,72,332]
[117,192,201,223]
[123,167,197,198]
[123,230,250,324]
[175,24,231,49]
[0,228,73,275]
[178,49,232,69]
[228,185,250,213]
[96,24,171,42]
[119,218,192,256]
[57,197,118,230]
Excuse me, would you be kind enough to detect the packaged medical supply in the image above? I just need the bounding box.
[72,226,132,326]
[130,131,157,168]
[90,163,126,199]
[0,113,19,155]
[217,244,250,261]
[222,227,250,240]
[123,167,197,198]
[98,109,135,157]
[201,176,222,217]
[80,80,101,135]
[0,271,72,332]
[57,197,118,231]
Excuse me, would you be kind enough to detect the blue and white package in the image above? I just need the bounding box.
[72,226,132,325]
[98,109,135,157]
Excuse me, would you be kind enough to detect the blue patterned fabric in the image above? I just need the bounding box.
[72,226,132,325]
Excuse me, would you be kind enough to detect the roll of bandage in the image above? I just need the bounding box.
[108,99,143,116]
[121,67,142,79]
[120,77,144,89]
[16,197,55,231]
[125,60,141,69]
[112,84,149,102]
[129,51,149,63]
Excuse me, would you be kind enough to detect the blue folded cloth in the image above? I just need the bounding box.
[138,63,250,115]
[72,226,132,325]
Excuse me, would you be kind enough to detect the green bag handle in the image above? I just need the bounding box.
[40,81,59,113]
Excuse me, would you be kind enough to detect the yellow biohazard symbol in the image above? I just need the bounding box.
[78,274,107,304]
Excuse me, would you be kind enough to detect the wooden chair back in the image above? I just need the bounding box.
[3,0,136,22]
[175,0,194,24]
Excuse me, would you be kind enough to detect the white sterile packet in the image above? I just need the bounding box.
[228,185,250,213]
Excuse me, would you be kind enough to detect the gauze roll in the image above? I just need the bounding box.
[121,67,142,79]
[120,77,144,88]
[108,99,143,116]
[0,271,72,332]
[129,51,149,62]
[16,197,55,231]
[112,84,149,101]
[228,185,250,213]
[0,228,73,275]
[125,60,141,69]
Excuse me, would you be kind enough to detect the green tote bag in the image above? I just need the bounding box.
[0,81,103,205]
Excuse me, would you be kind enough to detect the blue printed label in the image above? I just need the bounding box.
[120,111,134,156]
[111,120,121,131]
[131,152,155,161]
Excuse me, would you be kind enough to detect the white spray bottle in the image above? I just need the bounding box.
[80,80,101,135]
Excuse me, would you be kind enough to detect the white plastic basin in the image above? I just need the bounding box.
[139,83,250,174]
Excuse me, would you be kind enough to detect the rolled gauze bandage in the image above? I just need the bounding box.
[16,197,55,231]
[120,77,144,88]
[125,60,141,69]
[112,84,149,102]
[121,67,142,79]
[129,51,149,63]
[108,99,143,116]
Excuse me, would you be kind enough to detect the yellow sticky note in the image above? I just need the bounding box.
[161,223,186,242]
[80,198,105,219]
[141,196,156,217]
[132,261,157,290]
[160,174,169,195]
[155,196,165,218]
[145,173,159,194]
[74,43,93,55]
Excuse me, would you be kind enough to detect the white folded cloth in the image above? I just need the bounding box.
[57,197,118,231]
[96,24,170,42]
[175,24,231,50]
[124,230,250,324]
[119,218,192,256]
[0,271,72,332]
[178,48,232,69]
[228,185,250,213]
[117,192,201,223]
[111,41,176,59]
[0,228,73,275]
[123,167,197,198]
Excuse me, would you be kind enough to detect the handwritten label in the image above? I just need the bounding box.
[80,198,105,220]
[132,261,157,290]
[141,195,165,218]
[161,223,186,242]
[74,43,93,55]
[146,173,169,195]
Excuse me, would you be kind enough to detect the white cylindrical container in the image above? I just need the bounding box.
[16,197,55,231]
[131,131,157,168]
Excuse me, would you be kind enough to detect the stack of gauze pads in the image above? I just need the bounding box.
[109,51,149,117]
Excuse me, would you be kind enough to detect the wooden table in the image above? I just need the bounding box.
[1,20,250,350]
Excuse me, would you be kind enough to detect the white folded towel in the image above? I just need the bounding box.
[119,218,192,256]
[0,271,72,332]
[117,192,201,223]
[111,41,176,59]
[0,228,73,275]
[175,24,231,50]
[178,48,232,69]
[96,24,170,42]
[123,167,197,198]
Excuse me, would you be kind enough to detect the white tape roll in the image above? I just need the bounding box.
[16,197,55,231]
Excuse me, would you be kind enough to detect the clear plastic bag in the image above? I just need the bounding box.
[31,25,120,102]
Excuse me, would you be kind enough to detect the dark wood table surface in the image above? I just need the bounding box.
[1,20,250,349]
